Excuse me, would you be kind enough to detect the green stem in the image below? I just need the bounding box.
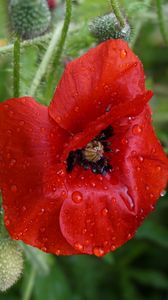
[130,21,142,49]
[109,0,125,28]
[13,37,20,98]
[30,0,72,97]
[0,33,52,56]
[29,21,63,97]
[52,0,72,68]
[22,267,36,300]
[156,0,168,45]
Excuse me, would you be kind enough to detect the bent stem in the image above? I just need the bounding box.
[29,22,63,97]
[13,37,21,98]
[52,0,72,69]
[29,0,72,97]
[109,0,125,28]
[22,267,36,300]
[156,0,168,45]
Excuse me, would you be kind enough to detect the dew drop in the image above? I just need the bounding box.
[93,247,104,257]
[102,208,109,216]
[74,242,84,251]
[11,185,17,193]
[56,249,61,256]
[120,49,127,59]
[132,124,143,135]
[72,191,83,204]
[138,156,144,162]
[160,190,166,197]
[127,233,132,240]
[111,245,116,251]
[74,106,79,112]
[22,206,26,212]
[5,219,10,226]
[19,120,25,126]
[145,185,150,191]
[156,166,161,172]
[42,247,47,252]
[121,138,128,145]
[10,159,16,167]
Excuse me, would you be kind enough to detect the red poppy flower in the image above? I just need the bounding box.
[0,40,168,257]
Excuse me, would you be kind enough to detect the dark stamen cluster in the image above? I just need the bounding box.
[66,125,113,175]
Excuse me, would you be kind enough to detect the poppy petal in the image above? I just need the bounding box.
[49,39,149,133]
[59,107,168,256]
[0,97,78,255]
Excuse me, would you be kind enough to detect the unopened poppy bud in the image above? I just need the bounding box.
[0,239,23,292]
[9,0,51,40]
[89,13,131,42]
[47,0,57,10]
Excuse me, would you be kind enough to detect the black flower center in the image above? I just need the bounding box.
[66,125,113,175]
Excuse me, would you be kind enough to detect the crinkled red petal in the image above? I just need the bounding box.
[49,39,149,133]
[0,97,78,255]
[61,91,153,161]
[59,107,168,256]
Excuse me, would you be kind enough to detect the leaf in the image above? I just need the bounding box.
[20,242,50,276]
[33,258,72,300]
[136,220,168,248]
[128,268,168,290]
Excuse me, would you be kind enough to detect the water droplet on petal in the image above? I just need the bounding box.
[56,249,61,256]
[132,125,143,135]
[72,191,83,204]
[138,156,144,162]
[42,247,47,252]
[93,247,104,257]
[160,190,166,197]
[120,49,127,59]
[102,208,109,216]
[111,245,116,251]
[19,120,25,126]
[74,242,84,251]
[121,138,128,145]
[127,233,132,240]
[22,206,26,212]
[11,185,17,193]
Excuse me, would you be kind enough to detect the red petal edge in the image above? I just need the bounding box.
[0,97,79,255]
[58,106,168,256]
[49,39,149,133]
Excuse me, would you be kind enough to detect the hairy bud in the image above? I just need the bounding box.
[9,0,51,40]
[0,239,23,292]
[89,13,131,42]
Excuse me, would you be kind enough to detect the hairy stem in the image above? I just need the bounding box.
[13,37,20,98]
[52,0,72,68]
[22,267,36,300]
[0,33,52,56]
[29,22,63,97]
[30,0,72,97]
[156,0,168,45]
[109,0,125,28]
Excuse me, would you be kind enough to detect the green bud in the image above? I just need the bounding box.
[9,0,51,40]
[0,239,23,292]
[89,13,131,42]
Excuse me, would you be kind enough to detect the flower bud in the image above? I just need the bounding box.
[0,239,23,292]
[9,0,51,40]
[47,0,57,10]
[89,13,131,42]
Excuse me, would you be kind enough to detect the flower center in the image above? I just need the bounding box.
[66,125,113,175]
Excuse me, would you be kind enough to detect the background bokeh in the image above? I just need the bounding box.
[0,0,168,299]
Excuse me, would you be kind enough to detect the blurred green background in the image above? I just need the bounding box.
[0,0,168,299]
